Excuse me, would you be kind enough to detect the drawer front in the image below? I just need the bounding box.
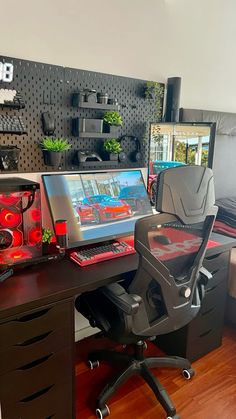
[2,377,73,419]
[201,272,227,311]
[0,301,72,351]
[187,326,223,362]
[203,251,230,283]
[189,303,224,339]
[0,346,73,404]
[0,325,71,376]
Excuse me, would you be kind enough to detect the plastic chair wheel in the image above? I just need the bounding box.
[143,341,148,350]
[88,360,100,370]
[96,404,110,418]
[182,367,195,380]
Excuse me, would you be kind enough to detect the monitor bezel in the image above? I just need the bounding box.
[42,168,150,249]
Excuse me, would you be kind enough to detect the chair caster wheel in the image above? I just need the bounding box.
[182,367,195,380]
[96,404,110,418]
[143,341,148,350]
[88,360,100,370]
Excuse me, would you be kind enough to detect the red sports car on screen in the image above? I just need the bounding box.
[81,195,133,223]
[75,202,96,224]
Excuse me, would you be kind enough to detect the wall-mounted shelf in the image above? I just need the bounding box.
[78,102,119,111]
[79,132,117,139]
[78,160,118,168]
[71,93,119,110]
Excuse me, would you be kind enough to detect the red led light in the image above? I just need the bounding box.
[0,209,22,228]
[55,220,67,236]
[28,228,42,245]
[12,230,23,247]
[30,208,41,222]
[8,249,32,261]
[0,194,20,206]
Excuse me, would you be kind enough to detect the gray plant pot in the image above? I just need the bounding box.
[109,153,119,161]
[103,124,119,136]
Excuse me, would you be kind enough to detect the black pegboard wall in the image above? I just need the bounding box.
[0,56,164,173]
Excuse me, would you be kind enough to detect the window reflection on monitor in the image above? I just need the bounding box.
[43,170,153,248]
[148,122,216,205]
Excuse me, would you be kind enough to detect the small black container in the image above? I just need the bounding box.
[0,146,20,171]
[103,123,119,136]
[84,89,97,103]
[108,98,118,105]
[97,92,109,104]
[42,150,62,168]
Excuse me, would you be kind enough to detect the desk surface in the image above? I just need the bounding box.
[0,232,235,321]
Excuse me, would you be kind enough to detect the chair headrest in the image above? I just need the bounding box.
[156,165,216,224]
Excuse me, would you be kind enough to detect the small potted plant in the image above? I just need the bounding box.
[42,227,53,254]
[40,137,71,168]
[103,138,122,161]
[103,111,123,135]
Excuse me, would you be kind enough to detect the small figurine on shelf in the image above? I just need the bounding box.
[103,138,122,161]
[103,111,123,135]
[40,137,71,168]
[42,227,53,255]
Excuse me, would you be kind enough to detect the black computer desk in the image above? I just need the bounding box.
[0,232,235,419]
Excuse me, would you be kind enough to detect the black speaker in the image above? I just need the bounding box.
[164,77,181,122]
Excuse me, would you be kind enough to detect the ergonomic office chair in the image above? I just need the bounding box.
[76,165,218,419]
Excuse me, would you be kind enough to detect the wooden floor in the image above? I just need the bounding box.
[76,326,236,419]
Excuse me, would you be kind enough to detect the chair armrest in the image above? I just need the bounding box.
[199,266,212,285]
[101,283,142,315]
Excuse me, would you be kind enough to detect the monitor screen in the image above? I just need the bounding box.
[43,170,153,248]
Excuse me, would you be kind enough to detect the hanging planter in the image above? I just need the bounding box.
[40,137,71,168]
[42,150,63,167]
[102,111,123,134]
[0,146,20,171]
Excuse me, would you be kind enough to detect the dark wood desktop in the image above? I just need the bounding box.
[0,232,235,419]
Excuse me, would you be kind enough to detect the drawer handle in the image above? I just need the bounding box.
[15,331,52,347]
[199,329,212,338]
[206,285,217,293]
[18,353,53,370]
[17,308,51,322]
[211,269,219,276]
[202,307,214,316]
[20,384,54,402]
[205,253,221,260]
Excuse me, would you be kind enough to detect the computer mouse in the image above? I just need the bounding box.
[153,235,171,245]
[42,111,55,135]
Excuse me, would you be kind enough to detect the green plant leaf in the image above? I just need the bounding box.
[40,137,72,152]
[103,138,122,154]
[103,111,123,126]
[42,227,53,244]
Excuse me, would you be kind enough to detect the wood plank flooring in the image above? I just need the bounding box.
[75,326,236,418]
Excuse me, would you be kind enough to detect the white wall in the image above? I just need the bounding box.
[1,0,236,113]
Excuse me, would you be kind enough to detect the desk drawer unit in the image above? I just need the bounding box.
[155,251,230,361]
[0,300,75,419]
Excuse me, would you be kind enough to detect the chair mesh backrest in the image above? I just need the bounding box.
[129,166,218,336]
[156,165,216,224]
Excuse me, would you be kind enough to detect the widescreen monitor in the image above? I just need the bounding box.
[43,170,153,248]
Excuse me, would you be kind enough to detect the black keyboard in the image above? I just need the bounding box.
[70,241,136,266]
[0,115,27,134]
[0,88,25,109]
